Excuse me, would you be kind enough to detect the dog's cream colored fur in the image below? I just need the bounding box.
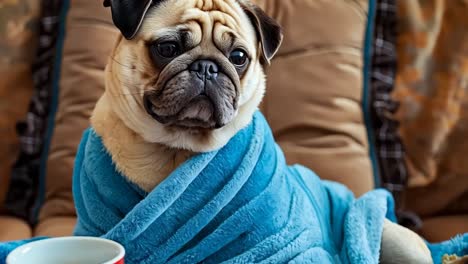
[92,0,434,263]
[92,0,265,191]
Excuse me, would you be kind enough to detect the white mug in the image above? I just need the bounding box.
[6,237,125,264]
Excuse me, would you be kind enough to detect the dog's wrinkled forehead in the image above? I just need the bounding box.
[104,0,245,39]
[104,0,283,64]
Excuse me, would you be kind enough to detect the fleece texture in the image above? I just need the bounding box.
[1,112,465,263]
[429,235,468,263]
[73,111,396,264]
[71,111,467,264]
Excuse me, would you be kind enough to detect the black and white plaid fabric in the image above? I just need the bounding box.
[5,0,64,223]
[370,0,408,209]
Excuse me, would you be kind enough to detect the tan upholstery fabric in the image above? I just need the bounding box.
[259,0,373,196]
[420,215,468,243]
[0,216,31,241]
[39,0,118,221]
[0,0,40,209]
[34,216,76,237]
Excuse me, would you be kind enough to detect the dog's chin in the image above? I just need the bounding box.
[144,94,234,133]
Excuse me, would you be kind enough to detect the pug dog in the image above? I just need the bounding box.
[91,0,433,263]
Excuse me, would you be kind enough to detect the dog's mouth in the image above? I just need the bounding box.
[143,61,239,130]
[144,93,222,129]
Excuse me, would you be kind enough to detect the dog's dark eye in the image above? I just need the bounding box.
[229,49,248,66]
[156,42,180,58]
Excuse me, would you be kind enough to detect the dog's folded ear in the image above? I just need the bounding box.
[239,2,283,65]
[103,0,164,39]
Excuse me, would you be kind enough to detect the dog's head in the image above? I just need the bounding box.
[103,0,282,152]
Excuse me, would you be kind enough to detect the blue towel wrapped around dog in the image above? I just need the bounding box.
[74,111,387,263]
[0,112,467,263]
[71,111,468,264]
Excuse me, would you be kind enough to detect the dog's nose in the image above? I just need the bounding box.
[190,60,219,80]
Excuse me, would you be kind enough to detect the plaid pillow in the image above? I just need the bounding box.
[369,0,408,207]
[5,0,69,224]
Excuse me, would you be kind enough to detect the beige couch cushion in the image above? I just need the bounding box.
[34,216,76,237]
[420,215,468,243]
[39,0,119,221]
[259,0,373,196]
[0,216,31,241]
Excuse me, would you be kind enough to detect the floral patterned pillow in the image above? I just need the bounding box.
[394,0,468,217]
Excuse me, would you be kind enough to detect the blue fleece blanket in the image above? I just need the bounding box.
[0,237,47,263]
[71,111,467,264]
[1,112,466,264]
[74,112,396,263]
